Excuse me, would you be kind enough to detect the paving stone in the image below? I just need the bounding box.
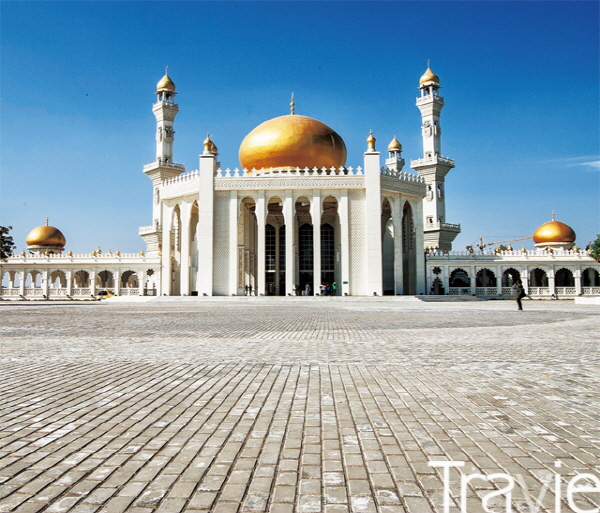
[0,299,598,513]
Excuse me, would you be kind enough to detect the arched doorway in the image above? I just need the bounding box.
[239,197,257,295]
[449,268,470,287]
[382,198,395,295]
[529,268,548,287]
[296,196,313,295]
[582,268,600,288]
[321,196,339,295]
[402,202,416,295]
[190,201,199,294]
[265,197,285,295]
[555,268,574,287]
[170,205,182,295]
[502,269,520,287]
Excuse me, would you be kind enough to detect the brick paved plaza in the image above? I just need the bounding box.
[0,298,598,513]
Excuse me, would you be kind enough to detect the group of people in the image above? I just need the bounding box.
[319,283,337,296]
[294,283,338,296]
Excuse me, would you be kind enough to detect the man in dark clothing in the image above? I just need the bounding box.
[514,281,526,311]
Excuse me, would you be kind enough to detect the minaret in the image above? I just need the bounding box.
[411,62,460,250]
[385,134,405,173]
[153,67,180,166]
[140,69,186,255]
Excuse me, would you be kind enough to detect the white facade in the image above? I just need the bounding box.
[2,68,599,299]
[426,248,600,298]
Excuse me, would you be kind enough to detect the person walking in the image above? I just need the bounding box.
[332,282,337,296]
[305,283,312,296]
[514,280,526,311]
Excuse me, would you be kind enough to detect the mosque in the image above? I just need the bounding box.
[2,67,599,299]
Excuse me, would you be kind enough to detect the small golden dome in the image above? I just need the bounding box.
[239,114,346,170]
[157,74,176,91]
[420,66,440,85]
[533,215,576,245]
[388,135,402,151]
[366,130,376,152]
[25,224,66,247]
[204,134,216,153]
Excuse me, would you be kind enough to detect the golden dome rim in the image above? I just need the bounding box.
[239,113,347,170]
[532,220,576,244]
[25,225,67,247]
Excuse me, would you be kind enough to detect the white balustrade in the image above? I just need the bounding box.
[448,287,471,295]
[476,287,497,296]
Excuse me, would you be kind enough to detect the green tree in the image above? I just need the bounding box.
[587,234,600,262]
[0,226,15,261]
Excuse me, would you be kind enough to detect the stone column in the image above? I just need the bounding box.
[521,267,529,295]
[179,200,192,295]
[229,191,238,295]
[42,269,49,297]
[393,195,404,295]
[414,199,426,295]
[90,269,97,296]
[19,270,25,297]
[548,268,556,296]
[285,190,295,295]
[161,204,173,296]
[574,268,582,295]
[339,190,350,296]
[470,265,476,296]
[138,269,146,296]
[114,268,120,296]
[66,269,73,296]
[496,264,503,296]
[196,154,216,295]
[256,191,266,296]
[443,265,450,294]
[275,222,281,295]
[311,189,321,296]
[364,149,383,296]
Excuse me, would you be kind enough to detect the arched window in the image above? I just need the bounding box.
[321,223,334,272]
[582,268,600,287]
[449,268,470,287]
[265,224,276,271]
[502,269,520,287]
[555,268,574,287]
[529,268,548,287]
[476,268,496,287]
[298,223,313,272]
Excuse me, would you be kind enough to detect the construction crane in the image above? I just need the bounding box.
[466,236,533,252]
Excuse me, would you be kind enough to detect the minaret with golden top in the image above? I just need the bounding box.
[141,69,186,256]
[411,61,460,250]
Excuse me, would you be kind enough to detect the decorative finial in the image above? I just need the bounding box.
[165,65,169,75]
[290,92,295,115]
[427,59,431,69]
[552,210,555,221]
[367,130,376,152]
[46,216,49,226]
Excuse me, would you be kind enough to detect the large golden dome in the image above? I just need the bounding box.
[533,216,576,245]
[26,224,66,247]
[239,114,347,170]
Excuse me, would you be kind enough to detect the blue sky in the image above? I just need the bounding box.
[1,1,599,253]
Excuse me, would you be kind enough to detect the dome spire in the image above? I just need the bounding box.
[552,210,555,221]
[290,93,295,115]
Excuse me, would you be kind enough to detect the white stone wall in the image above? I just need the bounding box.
[348,189,367,296]
[212,192,230,295]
